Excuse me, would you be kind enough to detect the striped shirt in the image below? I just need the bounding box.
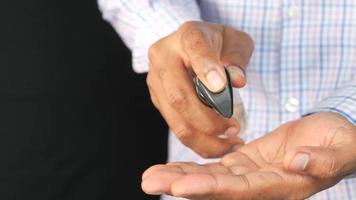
[98,0,356,199]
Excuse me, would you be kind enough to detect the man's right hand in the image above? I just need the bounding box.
[147,21,254,158]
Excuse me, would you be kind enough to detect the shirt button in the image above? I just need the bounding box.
[288,5,299,18]
[285,97,299,113]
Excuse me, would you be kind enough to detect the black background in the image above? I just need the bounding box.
[0,0,167,199]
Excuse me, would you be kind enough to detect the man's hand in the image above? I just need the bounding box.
[141,112,356,199]
[147,21,254,158]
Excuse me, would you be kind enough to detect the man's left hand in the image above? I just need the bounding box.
[141,112,356,200]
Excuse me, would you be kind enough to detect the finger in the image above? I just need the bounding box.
[142,164,302,200]
[221,27,254,88]
[221,27,254,72]
[155,95,237,158]
[148,33,243,157]
[226,65,246,88]
[141,167,185,195]
[142,164,184,181]
[149,65,239,158]
[152,56,242,157]
[156,55,239,136]
[142,163,211,195]
[283,146,356,179]
[180,23,226,92]
[142,162,233,196]
[170,171,287,200]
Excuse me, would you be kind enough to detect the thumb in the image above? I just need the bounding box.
[180,24,227,93]
[283,146,356,179]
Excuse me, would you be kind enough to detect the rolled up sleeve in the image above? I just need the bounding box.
[97,0,201,73]
[304,78,356,125]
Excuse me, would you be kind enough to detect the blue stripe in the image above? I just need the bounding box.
[334,0,347,89]
[315,1,326,105]
[259,1,270,132]
[321,95,356,102]
[277,2,284,125]
[298,0,305,113]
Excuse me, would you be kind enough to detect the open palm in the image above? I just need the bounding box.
[142,113,356,200]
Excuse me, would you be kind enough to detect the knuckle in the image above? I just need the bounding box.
[200,124,216,136]
[166,89,188,109]
[323,158,339,178]
[157,67,167,80]
[182,29,206,46]
[175,126,193,145]
[226,26,254,50]
[180,23,206,44]
[183,28,204,39]
[148,42,163,62]
[179,21,200,32]
[239,31,254,46]
[148,45,157,62]
[317,155,339,178]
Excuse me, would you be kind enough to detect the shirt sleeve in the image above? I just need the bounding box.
[304,78,356,125]
[97,0,201,73]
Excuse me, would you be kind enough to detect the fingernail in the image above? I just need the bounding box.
[218,134,228,139]
[225,127,239,138]
[290,153,310,171]
[206,70,225,92]
[227,66,245,80]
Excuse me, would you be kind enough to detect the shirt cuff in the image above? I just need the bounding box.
[131,3,201,73]
[98,0,202,73]
[303,84,356,125]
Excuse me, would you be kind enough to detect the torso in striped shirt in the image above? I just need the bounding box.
[166,1,356,200]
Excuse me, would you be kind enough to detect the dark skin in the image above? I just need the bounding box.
[142,112,356,200]
[144,21,356,199]
[147,21,254,158]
